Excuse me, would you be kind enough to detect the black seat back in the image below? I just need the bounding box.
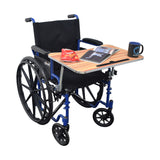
[33,19,80,52]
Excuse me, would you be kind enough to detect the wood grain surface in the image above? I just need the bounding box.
[48,44,144,74]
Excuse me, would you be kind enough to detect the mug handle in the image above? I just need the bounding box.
[139,44,144,54]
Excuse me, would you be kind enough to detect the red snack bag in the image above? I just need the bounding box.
[61,49,79,62]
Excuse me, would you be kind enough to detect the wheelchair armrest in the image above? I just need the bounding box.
[81,38,103,46]
[31,45,50,55]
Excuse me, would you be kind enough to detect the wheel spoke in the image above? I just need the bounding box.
[32,95,36,118]
[101,111,104,116]
[32,94,43,117]
[21,83,30,90]
[34,93,50,112]
[33,88,47,92]
[21,67,30,86]
[28,64,33,85]
[105,119,109,123]
[86,86,96,101]
[37,103,43,117]
[33,76,38,88]
[25,93,32,103]
[35,93,47,107]
[82,87,85,100]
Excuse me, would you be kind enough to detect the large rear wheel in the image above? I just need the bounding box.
[17,56,53,125]
[72,82,104,108]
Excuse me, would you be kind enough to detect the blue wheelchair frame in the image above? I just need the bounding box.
[31,15,113,127]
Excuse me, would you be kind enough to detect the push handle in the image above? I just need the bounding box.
[25,17,35,23]
[25,18,32,22]
[68,14,76,18]
[68,14,79,19]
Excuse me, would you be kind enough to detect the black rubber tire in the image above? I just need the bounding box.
[93,108,114,127]
[72,82,104,108]
[52,123,70,146]
[17,56,53,125]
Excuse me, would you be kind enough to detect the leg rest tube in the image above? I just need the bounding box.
[63,93,70,126]
[51,94,70,126]
[106,80,112,108]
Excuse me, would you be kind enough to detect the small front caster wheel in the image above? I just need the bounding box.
[52,123,70,146]
[93,108,114,127]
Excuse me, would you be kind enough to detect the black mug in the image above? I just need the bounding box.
[128,42,144,57]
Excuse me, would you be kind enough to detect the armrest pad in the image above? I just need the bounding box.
[31,45,50,55]
[81,38,103,46]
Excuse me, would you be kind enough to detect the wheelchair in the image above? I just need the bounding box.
[17,14,116,146]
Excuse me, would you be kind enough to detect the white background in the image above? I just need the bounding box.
[1,0,160,159]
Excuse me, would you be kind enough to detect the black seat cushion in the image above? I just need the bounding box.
[62,68,105,90]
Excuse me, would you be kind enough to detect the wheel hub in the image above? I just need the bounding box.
[101,114,108,120]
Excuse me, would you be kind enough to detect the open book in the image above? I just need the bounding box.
[80,46,119,64]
